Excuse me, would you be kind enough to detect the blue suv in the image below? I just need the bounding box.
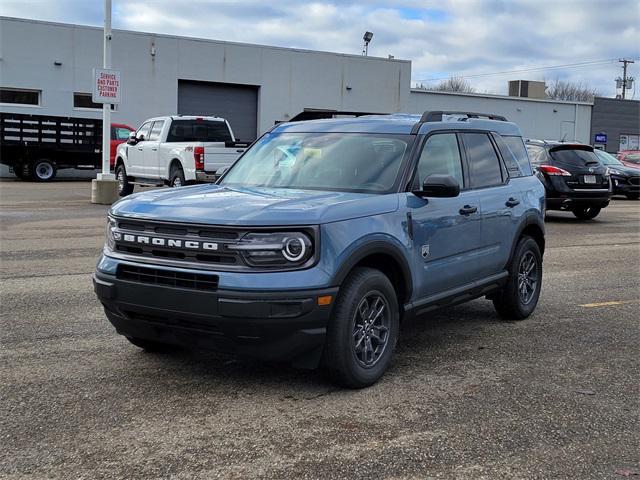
[94,111,546,388]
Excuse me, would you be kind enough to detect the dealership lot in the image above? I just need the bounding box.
[1,180,639,479]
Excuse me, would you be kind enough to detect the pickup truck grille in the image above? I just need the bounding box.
[112,218,244,268]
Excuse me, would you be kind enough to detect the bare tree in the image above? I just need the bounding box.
[432,76,476,93]
[545,78,598,102]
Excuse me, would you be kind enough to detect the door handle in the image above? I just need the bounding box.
[137,147,143,151]
[505,197,520,208]
[459,205,478,215]
[236,149,245,153]
[151,148,158,151]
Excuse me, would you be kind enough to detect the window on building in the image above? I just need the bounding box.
[73,92,115,110]
[416,133,464,187]
[463,133,504,188]
[0,88,40,105]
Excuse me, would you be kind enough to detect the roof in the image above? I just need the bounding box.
[273,113,523,136]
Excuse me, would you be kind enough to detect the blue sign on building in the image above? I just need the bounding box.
[595,133,607,143]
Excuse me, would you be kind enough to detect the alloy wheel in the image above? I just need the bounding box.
[352,291,390,367]
[517,251,538,305]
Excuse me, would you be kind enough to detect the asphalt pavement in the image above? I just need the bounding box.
[1,179,639,479]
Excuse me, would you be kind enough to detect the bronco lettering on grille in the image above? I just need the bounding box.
[121,234,218,251]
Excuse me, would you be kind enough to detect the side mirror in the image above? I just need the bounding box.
[414,174,460,198]
[127,132,138,145]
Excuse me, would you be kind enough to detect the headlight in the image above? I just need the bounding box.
[607,167,622,176]
[230,231,313,267]
[105,216,119,251]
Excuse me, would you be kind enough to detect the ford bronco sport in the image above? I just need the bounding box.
[94,111,545,388]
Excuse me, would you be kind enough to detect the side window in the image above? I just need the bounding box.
[463,133,503,188]
[416,133,464,187]
[525,145,546,167]
[147,121,164,141]
[503,136,533,176]
[112,127,132,140]
[136,122,152,141]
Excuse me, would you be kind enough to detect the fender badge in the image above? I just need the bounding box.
[421,244,430,258]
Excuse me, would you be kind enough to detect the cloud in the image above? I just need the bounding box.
[2,0,638,96]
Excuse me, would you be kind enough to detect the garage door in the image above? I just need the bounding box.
[178,80,259,141]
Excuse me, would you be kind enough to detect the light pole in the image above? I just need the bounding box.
[99,0,113,180]
[91,0,119,203]
[362,31,373,56]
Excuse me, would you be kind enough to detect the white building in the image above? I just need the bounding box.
[1,16,591,144]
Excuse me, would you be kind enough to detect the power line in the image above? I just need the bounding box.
[416,58,620,82]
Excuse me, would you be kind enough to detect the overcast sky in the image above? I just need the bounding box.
[2,0,639,97]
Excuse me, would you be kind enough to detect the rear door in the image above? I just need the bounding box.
[408,132,484,299]
[461,132,522,277]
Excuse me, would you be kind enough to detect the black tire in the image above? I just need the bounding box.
[31,159,57,182]
[115,163,134,197]
[322,267,399,388]
[492,236,542,320]
[625,193,640,200]
[125,336,175,353]
[13,162,31,180]
[571,206,601,220]
[169,164,186,188]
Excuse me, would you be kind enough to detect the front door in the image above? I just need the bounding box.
[127,121,152,176]
[407,132,484,300]
[142,120,164,179]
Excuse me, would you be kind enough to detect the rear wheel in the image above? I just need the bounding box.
[115,163,134,197]
[626,193,640,200]
[322,267,399,388]
[13,162,31,180]
[493,236,542,320]
[31,159,57,182]
[125,336,176,353]
[170,164,186,188]
[571,206,601,220]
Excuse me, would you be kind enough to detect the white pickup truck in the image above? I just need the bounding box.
[114,115,249,196]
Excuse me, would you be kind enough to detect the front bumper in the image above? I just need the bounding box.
[93,269,337,368]
[611,176,640,195]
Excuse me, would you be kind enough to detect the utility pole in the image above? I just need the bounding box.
[617,58,635,99]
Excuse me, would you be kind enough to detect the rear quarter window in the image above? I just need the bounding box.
[500,136,533,176]
[525,144,547,167]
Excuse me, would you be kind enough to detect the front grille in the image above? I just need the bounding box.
[112,218,243,267]
[123,310,222,334]
[117,264,219,291]
[630,177,640,186]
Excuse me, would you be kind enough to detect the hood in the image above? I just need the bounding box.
[110,184,399,226]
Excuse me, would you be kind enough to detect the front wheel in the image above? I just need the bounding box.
[492,236,542,320]
[571,206,601,220]
[322,267,399,388]
[115,163,134,197]
[31,159,57,182]
[169,165,186,187]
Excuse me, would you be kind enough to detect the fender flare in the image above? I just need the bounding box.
[331,239,414,300]
[507,211,545,267]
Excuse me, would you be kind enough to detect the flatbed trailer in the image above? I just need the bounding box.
[0,112,132,181]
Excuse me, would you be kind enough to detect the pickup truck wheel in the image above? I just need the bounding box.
[31,159,57,182]
[125,336,176,353]
[492,236,542,320]
[170,165,186,187]
[115,164,134,197]
[571,206,601,220]
[322,267,399,388]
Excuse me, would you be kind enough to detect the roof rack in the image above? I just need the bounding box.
[419,111,508,122]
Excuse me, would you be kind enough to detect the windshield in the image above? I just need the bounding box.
[220,132,413,193]
[594,149,622,166]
